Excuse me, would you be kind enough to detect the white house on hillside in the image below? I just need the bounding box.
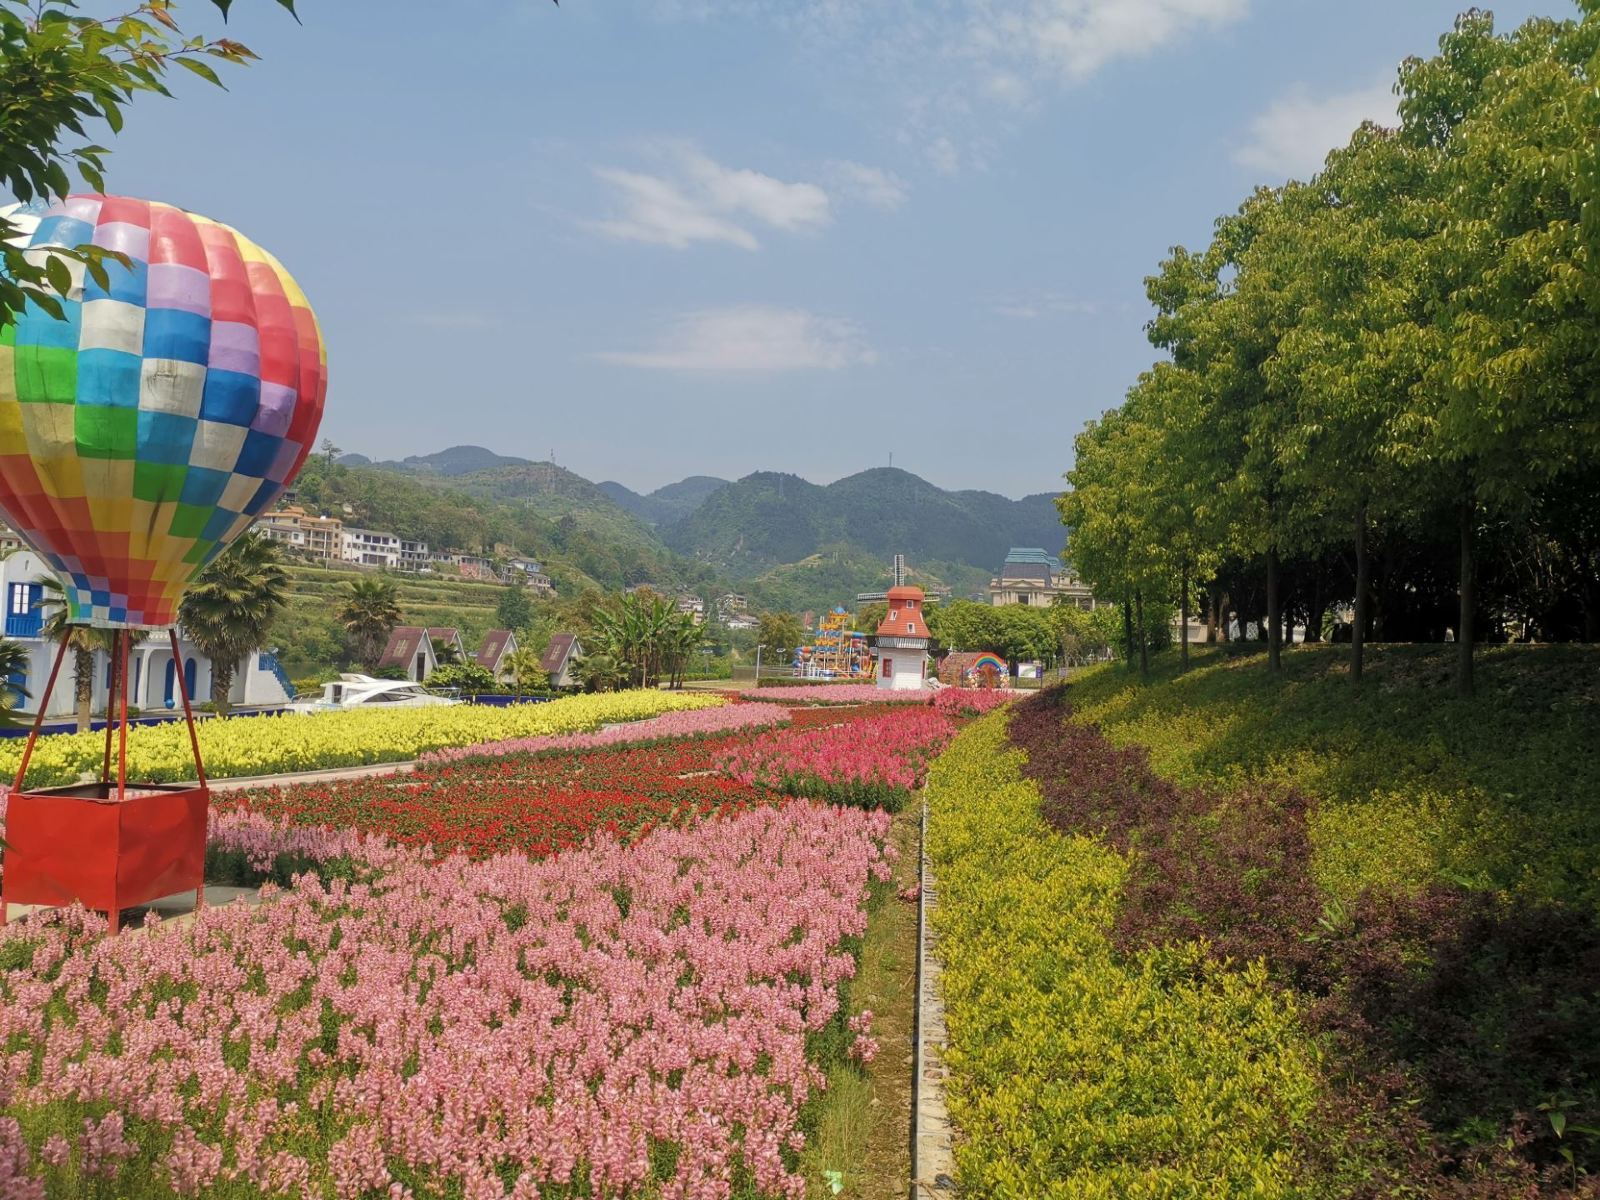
[1,550,295,717]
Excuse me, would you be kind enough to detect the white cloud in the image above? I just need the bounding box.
[587,143,830,250]
[650,1,1254,171]
[970,0,1249,83]
[990,292,1103,319]
[826,160,910,209]
[1233,80,1398,181]
[926,136,960,176]
[597,306,876,371]
[588,166,760,249]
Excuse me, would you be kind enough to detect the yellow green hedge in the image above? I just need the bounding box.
[926,713,1327,1198]
[1,690,722,786]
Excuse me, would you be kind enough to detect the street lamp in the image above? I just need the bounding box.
[755,643,766,680]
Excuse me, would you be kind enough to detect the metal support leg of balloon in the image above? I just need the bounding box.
[168,628,209,917]
[0,635,72,929]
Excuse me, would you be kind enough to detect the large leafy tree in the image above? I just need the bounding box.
[1397,12,1600,694]
[337,577,402,671]
[178,532,289,712]
[589,591,702,689]
[0,0,298,326]
[756,611,805,664]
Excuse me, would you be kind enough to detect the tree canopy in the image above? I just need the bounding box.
[0,0,298,326]
[1061,9,1600,694]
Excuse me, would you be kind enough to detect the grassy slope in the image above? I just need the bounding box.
[269,565,505,678]
[1067,642,1600,909]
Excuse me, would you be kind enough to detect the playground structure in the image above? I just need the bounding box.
[794,608,873,679]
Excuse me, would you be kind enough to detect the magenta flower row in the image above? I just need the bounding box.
[718,708,958,793]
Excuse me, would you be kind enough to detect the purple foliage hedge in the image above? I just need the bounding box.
[1008,686,1600,1197]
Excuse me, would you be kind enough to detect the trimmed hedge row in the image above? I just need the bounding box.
[925,711,1325,1198]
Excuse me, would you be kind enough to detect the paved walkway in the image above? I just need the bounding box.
[913,799,959,1196]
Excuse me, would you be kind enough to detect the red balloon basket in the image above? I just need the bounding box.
[0,628,210,934]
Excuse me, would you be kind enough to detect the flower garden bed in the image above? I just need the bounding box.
[419,701,792,766]
[735,685,1014,714]
[0,687,997,1197]
[718,707,959,812]
[0,803,894,1199]
[0,690,720,787]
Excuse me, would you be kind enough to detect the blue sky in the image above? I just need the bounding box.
[96,0,1561,497]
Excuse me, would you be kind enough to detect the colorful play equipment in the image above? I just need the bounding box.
[794,607,872,678]
[939,651,1011,689]
[0,194,326,932]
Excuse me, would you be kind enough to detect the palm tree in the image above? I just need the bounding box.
[434,642,463,667]
[34,576,105,731]
[571,650,627,694]
[338,576,403,671]
[504,645,548,699]
[178,533,291,714]
[0,636,29,724]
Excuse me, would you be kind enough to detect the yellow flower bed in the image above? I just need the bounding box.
[0,691,722,787]
[926,713,1326,1198]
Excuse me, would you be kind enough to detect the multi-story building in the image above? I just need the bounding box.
[260,506,346,564]
[717,592,748,613]
[341,528,402,569]
[987,547,1097,610]
[676,595,706,624]
[506,557,556,596]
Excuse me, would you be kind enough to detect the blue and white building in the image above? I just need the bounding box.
[2,548,294,718]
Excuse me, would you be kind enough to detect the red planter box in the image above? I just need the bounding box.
[1,783,209,930]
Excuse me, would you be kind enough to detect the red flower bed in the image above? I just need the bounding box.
[220,701,977,861]
[218,734,766,859]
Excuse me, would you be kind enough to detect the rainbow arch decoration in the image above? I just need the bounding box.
[940,651,1009,688]
[0,194,326,628]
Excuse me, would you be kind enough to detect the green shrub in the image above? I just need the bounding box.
[927,715,1326,1198]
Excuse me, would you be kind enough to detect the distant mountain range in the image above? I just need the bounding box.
[331,445,1065,608]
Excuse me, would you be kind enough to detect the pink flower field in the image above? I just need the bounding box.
[418,701,794,766]
[0,803,894,1199]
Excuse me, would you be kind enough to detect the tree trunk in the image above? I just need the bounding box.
[74,646,93,732]
[1180,559,1190,672]
[1136,589,1149,676]
[1266,546,1282,672]
[1205,587,1218,645]
[1218,590,1231,643]
[1122,594,1136,671]
[213,660,234,716]
[1353,504,1369,686]
[1458,495,1475,698]
[1305,569,1324,644]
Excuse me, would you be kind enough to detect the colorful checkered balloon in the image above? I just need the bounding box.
[0,194,326,628]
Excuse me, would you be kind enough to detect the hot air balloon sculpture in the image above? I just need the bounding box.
[0,195,326,932]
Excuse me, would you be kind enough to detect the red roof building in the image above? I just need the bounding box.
[872,585,931,691]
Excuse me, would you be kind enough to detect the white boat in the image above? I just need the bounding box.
[283,674,460,714]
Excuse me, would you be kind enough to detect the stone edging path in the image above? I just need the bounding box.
[912,795,958,1197]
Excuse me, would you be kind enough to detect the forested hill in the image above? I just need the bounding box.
[287,456,715,598]
[319,449,1066,607]
[659,468,1064,578]
[597,476,729,527]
